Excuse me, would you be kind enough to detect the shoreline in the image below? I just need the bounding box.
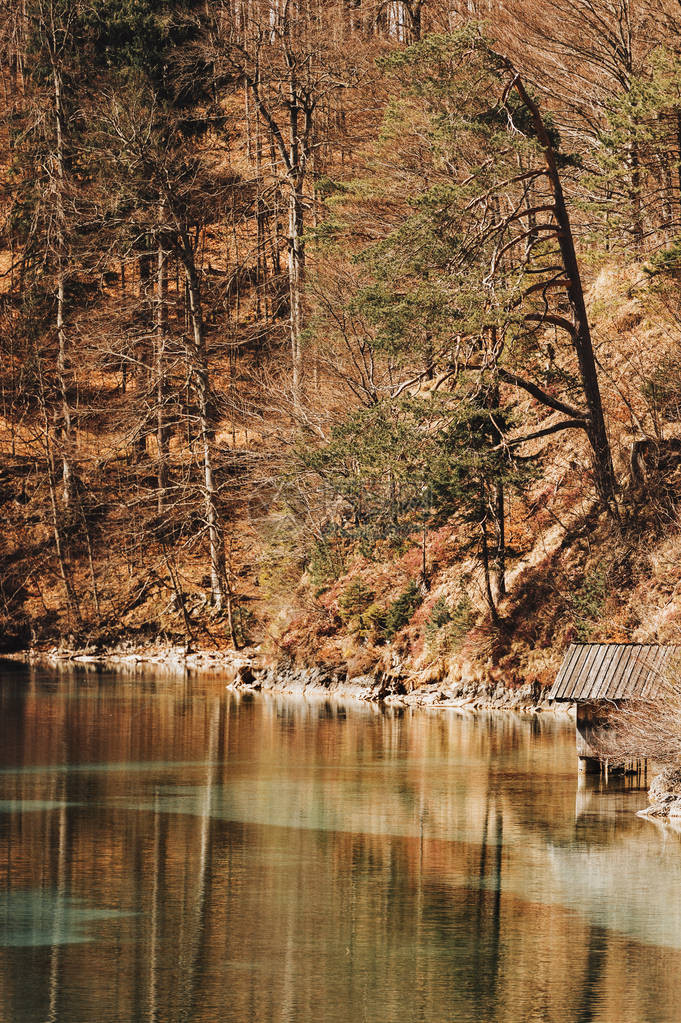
[4,647,669,822]
[3,643,566,715]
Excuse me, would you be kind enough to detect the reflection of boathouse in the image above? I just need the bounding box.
[548,644,677,773]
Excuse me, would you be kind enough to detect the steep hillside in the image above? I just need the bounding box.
[241,267,681,695]
[4,2,681,700]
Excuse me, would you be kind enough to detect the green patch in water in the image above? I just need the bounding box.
[0,760,220,777]
[0,891,135,947]
[0,800,77,813]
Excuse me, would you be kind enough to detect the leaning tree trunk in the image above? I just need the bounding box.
[512,75,618,511]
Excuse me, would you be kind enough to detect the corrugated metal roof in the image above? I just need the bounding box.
[548,644,680,701]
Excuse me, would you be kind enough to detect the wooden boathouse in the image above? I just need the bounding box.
[548,643,678,772]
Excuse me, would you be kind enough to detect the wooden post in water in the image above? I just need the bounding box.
[576,702,602,775]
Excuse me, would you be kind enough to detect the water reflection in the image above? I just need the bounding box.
[0,664,678,1022]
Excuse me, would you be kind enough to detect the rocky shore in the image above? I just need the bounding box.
[8,641,555,713]
[638,767,681,819]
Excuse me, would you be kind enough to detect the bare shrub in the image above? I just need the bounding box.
[591,657,681,766]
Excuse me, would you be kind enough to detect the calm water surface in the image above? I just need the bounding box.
[0,663,679,1023]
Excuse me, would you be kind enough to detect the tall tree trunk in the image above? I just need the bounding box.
[184,260,226,610]
[134,242,153,461]
[479,507,499,626]
[407,0,422,42]
[156,224,169,518]
[286,52,305,404]
[494,480,506,598]
[288,182,305,402]
[627,140,644,252]
[37,364,81,630]
[255,119,269,323]
[81,507,101,621]
[52,60,74,509]
[670,109,674,217]
[55,270,74,507]
[486,354,506,598]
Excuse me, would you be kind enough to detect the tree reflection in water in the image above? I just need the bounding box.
[0,665,678,1023]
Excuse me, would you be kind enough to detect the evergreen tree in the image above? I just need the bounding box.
[317,28,618,510]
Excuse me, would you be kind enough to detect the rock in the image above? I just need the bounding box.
[235,664,259,689]
[639,767,681,819]
[649,767,681,804]
[638,797,681,819]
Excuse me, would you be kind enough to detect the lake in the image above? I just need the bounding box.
[0,663,679,1022]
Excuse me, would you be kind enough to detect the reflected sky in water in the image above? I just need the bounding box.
[0,662,679,1023]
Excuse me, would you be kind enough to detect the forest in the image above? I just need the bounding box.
[3,0,681,690]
